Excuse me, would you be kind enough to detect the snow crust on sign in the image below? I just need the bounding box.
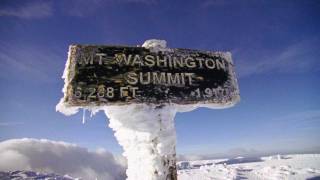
[142,39,172,53]
[56,39,240,115]
[56,45,80,116]
[55,39,240,180]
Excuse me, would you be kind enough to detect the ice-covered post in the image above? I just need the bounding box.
[56,39,240,180]
[104,104,178,179]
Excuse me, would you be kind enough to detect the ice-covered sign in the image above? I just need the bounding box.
[61,44,239,106]
[57,40,240,180]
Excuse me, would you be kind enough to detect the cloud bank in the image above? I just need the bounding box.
[0,138,126,180]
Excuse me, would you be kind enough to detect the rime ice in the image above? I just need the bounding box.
[56,39,240,180]
[104,104,177,180]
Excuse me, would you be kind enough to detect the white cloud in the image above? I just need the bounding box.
[235,39,320,78]
[0,1,52,19]
[0,138,126,180]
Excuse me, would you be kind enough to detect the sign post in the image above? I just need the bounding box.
[57,40,240,180]
[104,104,178,180]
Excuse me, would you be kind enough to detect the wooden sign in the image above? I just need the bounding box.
[61,45,239,106]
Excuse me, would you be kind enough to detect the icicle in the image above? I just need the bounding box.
[82,109,86,124]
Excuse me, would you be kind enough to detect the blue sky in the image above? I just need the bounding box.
[0,0,319,157]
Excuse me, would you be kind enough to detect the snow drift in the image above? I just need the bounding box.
[0,138,126,180]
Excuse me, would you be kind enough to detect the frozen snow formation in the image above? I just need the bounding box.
[55,39,240,180]
[105,104,177,180]
[56,45,80,116]
[56,39,240,115]
[142,39,172,53]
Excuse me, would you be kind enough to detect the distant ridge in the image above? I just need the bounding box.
[0,170,78,180]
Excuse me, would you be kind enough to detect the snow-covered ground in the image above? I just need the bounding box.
[1,151,320,179]
[178,154,320,180]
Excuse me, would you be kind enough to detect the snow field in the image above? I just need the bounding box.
[178,154,320,180]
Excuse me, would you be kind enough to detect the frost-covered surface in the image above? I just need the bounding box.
[55,39,240,180]
[0,138,126,180]
[56,39,240,115]
[56,45,80,115]
[142,39,173,53]
[178,154,320,180]
[104,104,177,180]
